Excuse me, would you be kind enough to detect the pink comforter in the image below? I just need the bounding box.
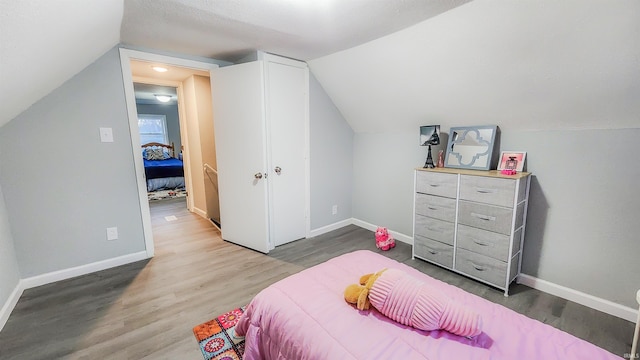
[235,250,621,360]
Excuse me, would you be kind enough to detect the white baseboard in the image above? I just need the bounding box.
[21,251,149,289]
[351,218,413,245]
[1,251,150,332]
[192,207,208,220]
[0,281,25,332]
[517,274,638,322]
[308,218,353,238]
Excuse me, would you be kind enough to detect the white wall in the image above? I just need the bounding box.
[310,0,640,309]
[182,75,207,216]
[0,46,146,277]
[193,75,219,222]
[310,1,640,133]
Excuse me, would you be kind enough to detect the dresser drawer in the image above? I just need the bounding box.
[457,224,510,261]
[414,235,453,268]
[460,175,515,208]
[455,248,507,287]
[415,194,456,222]
[458,201,513,235]
[415,215,454,245]
[416,171,457,198]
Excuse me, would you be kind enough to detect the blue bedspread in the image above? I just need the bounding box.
[143,158,184,180]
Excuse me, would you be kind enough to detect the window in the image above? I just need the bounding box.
[138,114,168,144]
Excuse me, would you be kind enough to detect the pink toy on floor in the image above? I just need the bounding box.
[375,227,395,251]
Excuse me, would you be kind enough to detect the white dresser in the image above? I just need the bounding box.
[413,168,531,295]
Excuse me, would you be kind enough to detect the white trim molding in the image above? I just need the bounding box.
[308,218,413,246]
[192,207,208,220]
[351,218,413,245]
[21,251,149,289]
[0,281,25,332]
[518,274,638,322]
[1,251,148,332]
[308,218,353,238]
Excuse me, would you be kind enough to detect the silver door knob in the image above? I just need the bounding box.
[274,166,282,175]
[254,172,263,179]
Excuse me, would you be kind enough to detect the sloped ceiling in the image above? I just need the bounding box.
[309,1,640,133]
[120,0,471,62]
[0,0,123,127]
[1,0,471,128]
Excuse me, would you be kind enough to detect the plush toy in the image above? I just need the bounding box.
[344,268,482,337]
[375,227,395,251]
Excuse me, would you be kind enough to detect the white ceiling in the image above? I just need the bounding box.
[0,0,471,127]
[0,0,122,127]
[130,59,210,104]
[121,0,472,62]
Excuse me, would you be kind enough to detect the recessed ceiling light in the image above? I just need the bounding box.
[152,66,168,73]
[154,94,172,102]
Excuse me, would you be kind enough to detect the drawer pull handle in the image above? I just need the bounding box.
[427,249,438,255]
[471,213,496,222]
[427,206,438,210]
[429,184,440,187]
[475,187,496,194]
[426,227,444,233]
[470,262,486,271]
[472,239,489,247]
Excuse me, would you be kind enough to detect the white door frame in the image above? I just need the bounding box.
[119,48,219,257]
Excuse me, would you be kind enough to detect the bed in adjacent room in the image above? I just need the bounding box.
[141,142,185,192]
[235,250,621,360]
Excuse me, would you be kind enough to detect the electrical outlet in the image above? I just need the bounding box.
[332,205,338,215]
[99,127,113,142]
[106,227,118,241]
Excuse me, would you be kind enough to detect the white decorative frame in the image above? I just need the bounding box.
[497,151,527,172]
[444,125,497,170]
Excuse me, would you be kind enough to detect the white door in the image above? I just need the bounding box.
[266,62,308,246]
[211,62,270,253]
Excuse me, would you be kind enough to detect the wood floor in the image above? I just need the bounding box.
[0,198,634,359]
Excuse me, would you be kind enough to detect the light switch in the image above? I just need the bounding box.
[100,127,114,142]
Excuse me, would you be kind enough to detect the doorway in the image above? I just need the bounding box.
[120,49,221,257]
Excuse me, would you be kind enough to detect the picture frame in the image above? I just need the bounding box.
[444,125,498,170]
[497,151,526,172]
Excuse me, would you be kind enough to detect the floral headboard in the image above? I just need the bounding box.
[141,142,175,160]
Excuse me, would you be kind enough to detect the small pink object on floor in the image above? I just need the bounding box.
[375,226,395,251]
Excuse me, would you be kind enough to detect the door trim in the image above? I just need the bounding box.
[119,48,219,257]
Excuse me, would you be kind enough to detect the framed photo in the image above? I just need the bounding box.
[497,151,526,172]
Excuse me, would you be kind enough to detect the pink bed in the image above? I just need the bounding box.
[236,250,621,359]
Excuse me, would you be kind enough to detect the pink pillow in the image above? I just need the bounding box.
[368,269,482,337]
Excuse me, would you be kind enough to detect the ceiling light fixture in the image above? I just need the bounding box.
[151,66,168,73]
[154,94,172,103]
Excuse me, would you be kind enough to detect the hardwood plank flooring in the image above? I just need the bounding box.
[0,197,634,359]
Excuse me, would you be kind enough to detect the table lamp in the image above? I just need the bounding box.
[420,125,440,168]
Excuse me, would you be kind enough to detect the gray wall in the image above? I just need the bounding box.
[0,184,20,310]
[135,103,182,155]
[353,133,445,233]
[352,129,640,308]
[501,128,640,307]
[312,0,640,310]
[309,73,354,229]
[0,46,146,277]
